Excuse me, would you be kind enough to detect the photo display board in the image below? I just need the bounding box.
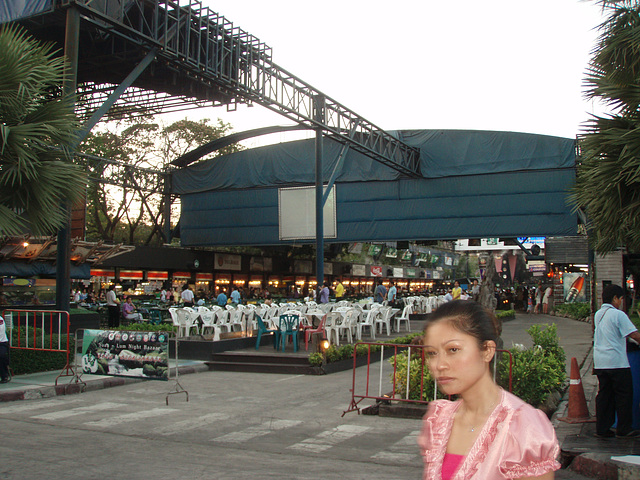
[81,329,169,380]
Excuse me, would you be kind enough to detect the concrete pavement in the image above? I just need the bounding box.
[0,313,614,479]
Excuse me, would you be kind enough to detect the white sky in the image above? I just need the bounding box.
[170,0,607,147]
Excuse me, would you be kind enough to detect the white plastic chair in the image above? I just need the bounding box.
[375,306,393,336]
[324,312,344,346]
[182,307,200,335]
[170,307,198,337]
[330,309,358,346]
[198,306,220,341]
[215,308,231,333]
[229,308,244,332]
[395,305,412,333]
[357,308,378,341]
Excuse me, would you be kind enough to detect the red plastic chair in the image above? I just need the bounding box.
[304,314,327,351]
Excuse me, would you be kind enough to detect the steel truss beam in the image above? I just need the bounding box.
[45,0,421,177]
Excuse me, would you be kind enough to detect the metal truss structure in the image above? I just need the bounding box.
[15,0,421,177]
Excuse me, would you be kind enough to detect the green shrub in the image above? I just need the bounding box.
[496,309,515,320]
[312,333,422,365]
[389,351,440,401]
[554,302,590,320]
[498,323,566,407]
[10,330,76,375]
[308,352,323,367]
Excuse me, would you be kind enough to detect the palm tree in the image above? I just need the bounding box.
[570,1,640,253]
[0,23,86,236]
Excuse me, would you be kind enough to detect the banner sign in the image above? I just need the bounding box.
[215,253,242,271]
[401,250,412,261]
[348,242,363,254]
[368,244,382,257]
[352,264,366,276]
[370,266,383,277]
[81,329,169,380]
[386,247,398,258]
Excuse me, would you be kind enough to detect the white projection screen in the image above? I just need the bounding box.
[278,185,337,241]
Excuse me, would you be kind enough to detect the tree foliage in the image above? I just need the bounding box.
[570,1,640,252]
[79,117,241,245]
[0,24,86,235]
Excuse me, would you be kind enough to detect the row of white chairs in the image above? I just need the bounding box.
[168,298,419,343]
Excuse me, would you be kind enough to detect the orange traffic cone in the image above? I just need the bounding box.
[558,357,596,424]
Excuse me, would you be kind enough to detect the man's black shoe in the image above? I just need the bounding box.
[594,430,615,438]
[616,430,640,438]
[0,378,9,384]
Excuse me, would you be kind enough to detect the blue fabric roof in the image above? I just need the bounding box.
[173,129,577,246]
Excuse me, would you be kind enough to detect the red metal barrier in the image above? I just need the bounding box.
[342,342,513,416]
[3,309,76,385]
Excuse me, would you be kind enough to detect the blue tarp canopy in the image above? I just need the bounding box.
[0,261,90,279]
[0,0,52,23]
[173,129,577,246]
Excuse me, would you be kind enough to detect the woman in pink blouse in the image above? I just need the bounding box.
[419,300,560,480]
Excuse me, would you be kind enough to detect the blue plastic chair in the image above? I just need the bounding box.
[277,313,300,352]
[255,315,278,350]
[149,308,163,325]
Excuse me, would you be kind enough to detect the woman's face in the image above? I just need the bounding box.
[423,320,494,396]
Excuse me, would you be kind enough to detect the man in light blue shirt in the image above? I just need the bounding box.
[374,280,386,303]
[593,284,640,438]
[231,287,241,305]
[216,290,228,306]
[387,281,397,306]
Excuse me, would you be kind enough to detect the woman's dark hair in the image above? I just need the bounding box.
[602,284,624,304]
[424,300,498,347]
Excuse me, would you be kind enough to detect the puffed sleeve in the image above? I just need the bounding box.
[499,406,561,478]
[418,401,439,455]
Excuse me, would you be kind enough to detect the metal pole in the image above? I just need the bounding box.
[315,95,325,291]
[56,6,80,312]
[163,173,172,243]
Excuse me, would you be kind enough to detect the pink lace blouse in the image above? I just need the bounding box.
[418,389,560,480]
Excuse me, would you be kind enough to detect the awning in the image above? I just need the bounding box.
[120,270,143,280]
[173,271,191,279]
[0,261,91,279]
[147,271,169,280]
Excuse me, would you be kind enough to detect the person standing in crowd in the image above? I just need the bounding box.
[374,279,387,303]
[542,285,553,314]
[106,284,120,329]
[216,289,228,307]
[231,286,241,305]
[419,300,560,479]
[527,289,534,314]
[335,280,344,300]
[387,281,397,306]
[0,314,10,383]
[181,284,195,307]
[470,279,480,301]
[534,283,544,314]
[451,280,462,301]
[121,297,143,323]
[593,284,640,438]
[444,288,454,302]
[319,281,330,304]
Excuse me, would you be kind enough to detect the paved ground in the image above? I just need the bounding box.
[0,313,598,479]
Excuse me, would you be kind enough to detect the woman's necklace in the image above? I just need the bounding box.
[464,396,500,433]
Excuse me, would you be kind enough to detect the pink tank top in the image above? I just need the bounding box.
[442,453,465,480]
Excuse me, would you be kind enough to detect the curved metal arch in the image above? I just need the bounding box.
[171,125,311,168]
